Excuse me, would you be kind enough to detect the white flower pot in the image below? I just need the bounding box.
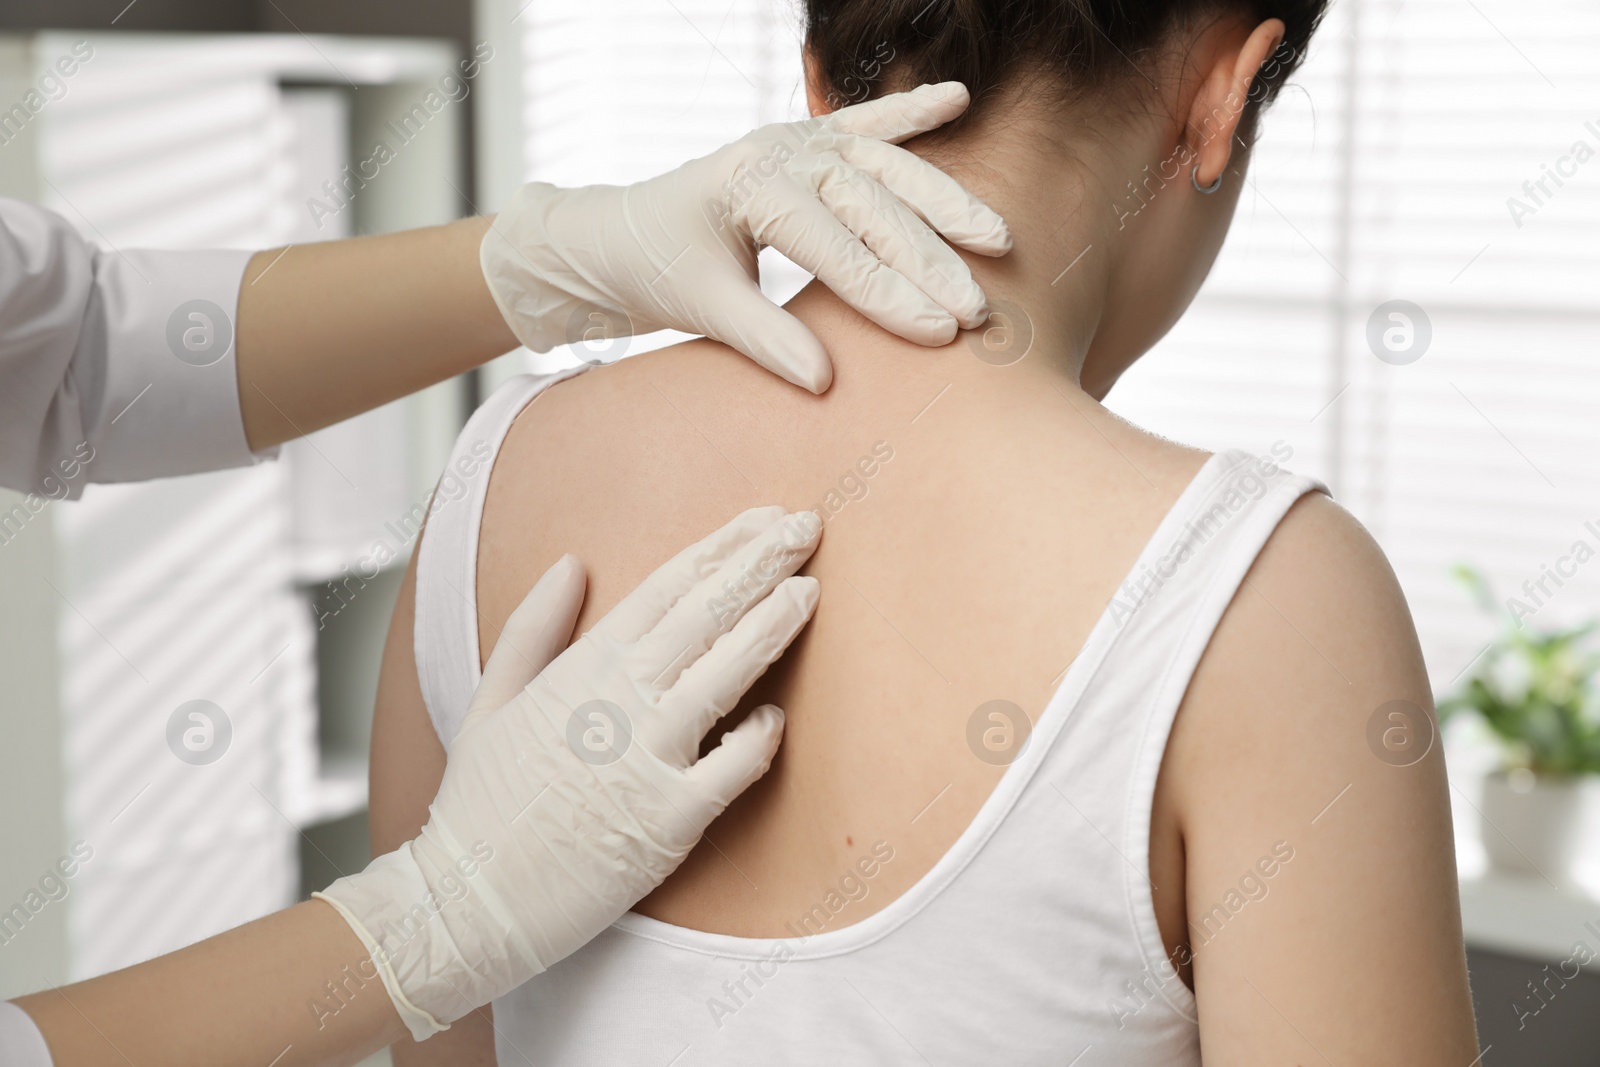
[1478,771,1588,884]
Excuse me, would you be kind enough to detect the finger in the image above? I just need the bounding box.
[826,82,971,144]
[682,703,785,807]
[638,510,821,690]
[740,180,958,346]
[694,271,834,393]
[660,575,819,745]
[831,134,1012,256]
[596,506,787,643]
[459,554,586,734]
[808,155,988,328]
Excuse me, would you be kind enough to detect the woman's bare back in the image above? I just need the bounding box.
[472,290,1209,937]
[370,283,1477,1064]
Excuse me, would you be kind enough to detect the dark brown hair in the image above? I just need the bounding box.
[804,0,1326,128]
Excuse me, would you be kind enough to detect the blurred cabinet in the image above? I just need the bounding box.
[0,31,471,994]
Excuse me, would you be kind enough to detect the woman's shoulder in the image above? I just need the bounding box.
[480,337,796,640]
[1181,488,1422,746]
[1153,484,1476,1061]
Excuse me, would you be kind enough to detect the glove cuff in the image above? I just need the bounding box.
[314,847,457,1043]
[481,182,603,354]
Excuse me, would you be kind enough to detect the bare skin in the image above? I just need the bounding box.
[370,15,1478,1065]
[13,900,406,1067]
[236,216,519,452]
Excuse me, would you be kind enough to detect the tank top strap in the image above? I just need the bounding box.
[1108,449,1325,651]
[1024,448,1326,1019]
[1107,448,1328,866]
[414,367,589,748]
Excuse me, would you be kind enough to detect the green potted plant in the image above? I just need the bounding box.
[1438,566,1600,883]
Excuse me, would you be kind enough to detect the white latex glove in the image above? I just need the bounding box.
[317,506,821,1040]
[481,81,1013,393]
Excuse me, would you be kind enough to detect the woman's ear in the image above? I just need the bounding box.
[1186,19,1286,186]
[803,46,835,117]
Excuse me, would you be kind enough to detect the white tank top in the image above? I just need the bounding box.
[414,371,1325,1067]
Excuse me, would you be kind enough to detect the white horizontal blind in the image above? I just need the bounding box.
[1342,0,1600,688]
[519,0,804,186]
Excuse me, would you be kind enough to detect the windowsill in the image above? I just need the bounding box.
[1459,871,1600,972]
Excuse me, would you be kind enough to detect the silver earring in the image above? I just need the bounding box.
[1191,165,1222,194]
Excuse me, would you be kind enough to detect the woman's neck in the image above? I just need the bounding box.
[781,226,1109,403]
[783,103,1165,399]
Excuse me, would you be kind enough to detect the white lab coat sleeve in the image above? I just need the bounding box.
[0,197,269,498]
[0,1002,53,1067]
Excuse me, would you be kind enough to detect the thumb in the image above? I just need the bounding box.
[682,704,786,810]
[825,81,972,144]
[698,276,834,393]
[458,554,587,736]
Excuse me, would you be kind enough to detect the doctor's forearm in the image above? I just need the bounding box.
[236,216,518,452]
[12,899,406,1066]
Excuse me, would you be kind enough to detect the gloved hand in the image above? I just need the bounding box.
[316,507,821,1040]
[480,81,1012,393]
